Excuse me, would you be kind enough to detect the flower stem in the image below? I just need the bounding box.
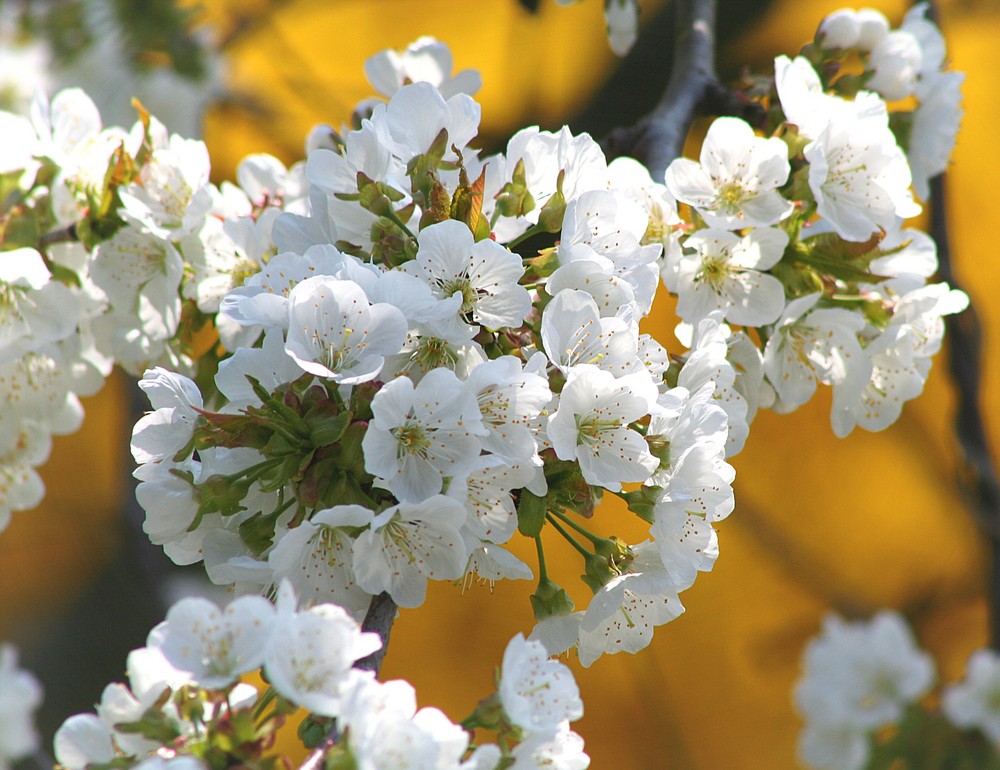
[545,513,592,559]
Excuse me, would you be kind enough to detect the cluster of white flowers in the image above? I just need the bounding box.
[795,611,935,770]
[797,611,1000,770]
[0,86,307,530]
[0,6,973,768]
[0,643,43,770]
[53,584,589,770]
[662,3,967,440]
[0,2,221,133]
[817,4,964,201]
[126,37,744,670]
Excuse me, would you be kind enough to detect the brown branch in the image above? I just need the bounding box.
[916,1,1000,649]
[38,224,78,250]
[930,173,1000,649]
[297,592,397,770]
[354,591,397,673]
[601,0,719,178]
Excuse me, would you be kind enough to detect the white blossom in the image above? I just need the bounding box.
[665,116,792,230]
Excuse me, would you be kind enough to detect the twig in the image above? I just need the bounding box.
[930,173,1000,649]
[297,592,397,770]
[601,0,719,178]
[38,224,78,250]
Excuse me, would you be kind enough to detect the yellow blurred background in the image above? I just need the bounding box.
[1,0,997,767]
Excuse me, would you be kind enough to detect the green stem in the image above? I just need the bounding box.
[545,513,592,559]
[548,508,606,547]
[253,686,278,722]
[534,535,549,582]
[508,222,546,249]
[239,457,284,485]
[386,208,417,240]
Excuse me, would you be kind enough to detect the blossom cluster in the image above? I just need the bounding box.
[0,86,304,530]
[796,610,1000,770]
[663,2,967,440]
[53,584,589,770]
[0,2,968,674]
[0,6,973,767]
[127,37,739,669]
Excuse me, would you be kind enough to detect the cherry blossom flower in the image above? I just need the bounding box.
[665,116,792,230]
[403,219,530,333]
[363,367,485,502]
[351,496,469,608]
[264,584,381,716]
[148,594,276,689]
[499,634,583,733]
[547,365,658,491]
[0,644,42,770]
[674,227,788,327]
[365,36,482,99]
[943,649,1000,743]
[284,276,408,383]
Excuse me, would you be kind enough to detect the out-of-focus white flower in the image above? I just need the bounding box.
[796,611,935,736]
[264,583,381,717]
[365,37,481,99]
[148,594,276,689]
[943,648,1000,744]
[0,644,42,770]
[604,0,640,57]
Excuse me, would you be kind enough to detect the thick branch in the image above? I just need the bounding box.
[602,0,718,178]
[297,592,397,770]
[931,174,1000,649]
[355,591,397,672]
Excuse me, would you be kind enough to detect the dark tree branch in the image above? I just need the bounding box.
[297,592,397,770]
[38,224,77,250]
[918,0,1000,649]
[355,591,397,673]
[601,0,719,178]
[931,173,1000,650]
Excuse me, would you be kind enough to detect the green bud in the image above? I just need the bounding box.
[525,246,561,279]
[530,577,575,621]
[197,473,253,517]
[620,486,661,524]
[298,715,336,750]
[494,157,535,218]
[536,169,567,233]
[645,434,671,468]
[581,551,619,592]
[461,691,507,732]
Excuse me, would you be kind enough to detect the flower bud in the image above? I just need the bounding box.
[856,8,891,51]
[818,10,860,50]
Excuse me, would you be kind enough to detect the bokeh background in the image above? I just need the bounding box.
[1,0,997,767]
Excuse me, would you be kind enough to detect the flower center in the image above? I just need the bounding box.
[391,418,431,459]
[440,274,478,315]
[714,180,748,214]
